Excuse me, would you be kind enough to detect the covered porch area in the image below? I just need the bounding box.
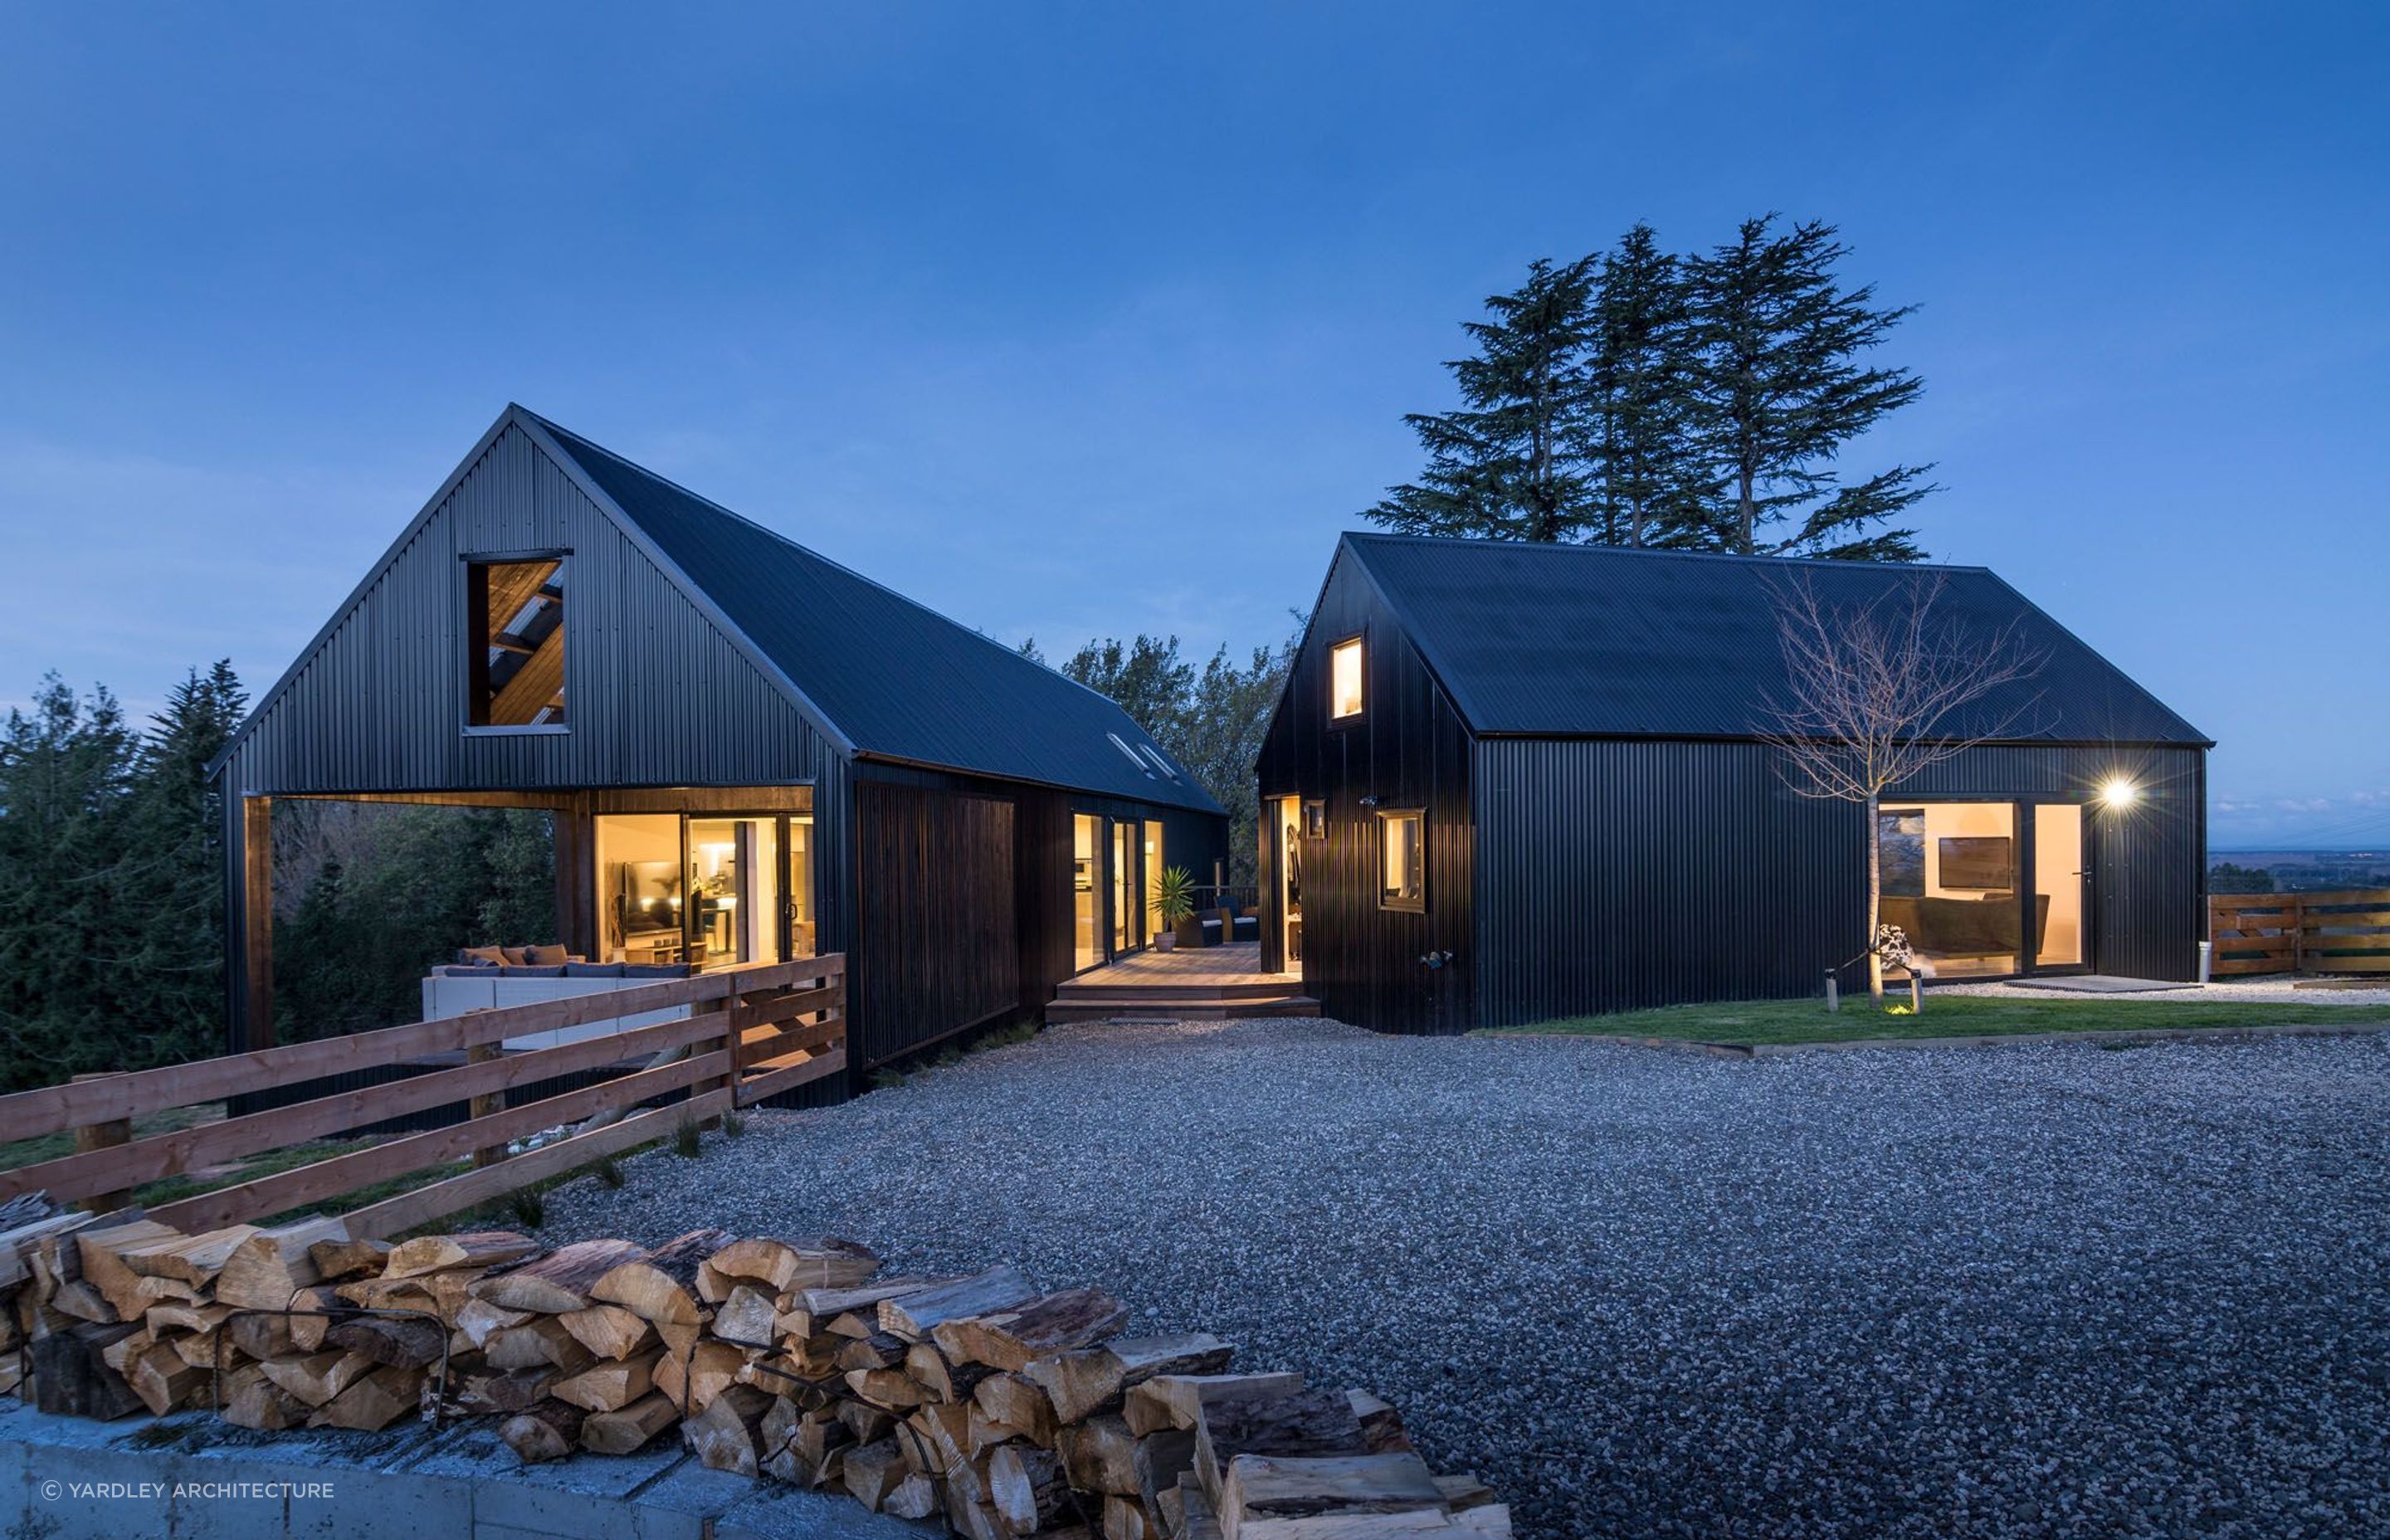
[1045,940,1317,1023]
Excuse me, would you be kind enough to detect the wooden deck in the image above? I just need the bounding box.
[1046,942,1318,1022]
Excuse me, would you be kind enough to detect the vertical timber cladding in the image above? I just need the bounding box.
[853,781,1021,1066]
[1257,552,1475,1034]
[1471,739,2211,1026]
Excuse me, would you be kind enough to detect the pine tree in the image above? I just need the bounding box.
[1585,224,1708,548]
[1681,216,1936,560]
[124,661,248,1065]
[1366,256,1600,543]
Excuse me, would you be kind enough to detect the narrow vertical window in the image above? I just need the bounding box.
[468,557,567,727]
[1378,808,1425,912]
[1329,636,1365,720]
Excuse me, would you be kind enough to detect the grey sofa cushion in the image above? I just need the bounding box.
[564,962,627,978]
[496,964,568,977]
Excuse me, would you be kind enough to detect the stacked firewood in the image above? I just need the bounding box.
[2,1210,1510,1538]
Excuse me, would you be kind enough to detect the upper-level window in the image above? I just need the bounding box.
[468,556,567,728]
[1378,808,1426,912]
[1330,636,1365,719]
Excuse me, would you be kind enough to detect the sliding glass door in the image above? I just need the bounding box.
[1875,798,2090,979]
[595,811,815,971]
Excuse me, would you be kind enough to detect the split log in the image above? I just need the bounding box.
[336,1267,489,1326]
[905,1400,973,1479]
[780,1275,958,1339]
[836,1330,909,1372]
[1194,1389,1369,1504]
[222,1376,310,1430]
[559,1303,656,1362]
[552,1349,661,1412]
[307,1235,393,1282]
[1434,1474,1498,1510]
[972,1371,1059,1445]
[227,1311,295,1361]
[654,1339,746,1415]
[1060,1411,1144,1497]
[710,1284,780,1348]
[285,1286,342,1351]
[31,1323,146,1419]
[843,1367,926,1411]
[770,1400,852,1470]
[876,1265,1036,1342]
[144,1301,232,1339]
[1174,1474,1226,1540]
[1104,1494,1162,1540]
[215,1218,344,1310]
[1126,1372,1305,1436]
[264,1350,377,1408]
[589,1229,737,1328]
[119,1225,261,1287]
[932,1286,1127,1372]
[582,1389,682,1454]
[837,1398,897,1445]
[990,1443,1071,1533]
[1029,1333,1236,1424]
[1349,1388,1412,1453]
[0,1211,92,1292]
[500,1398,588,1462]
[77,1220,183,1320]
[455,1296,532,1350]
[683,1382,774,1474]
[695,1236,878,1300]
[1135,1428,1198,1513]
[882,1474,941,1520]
[456,1367,558,1416]
[1215,1451,1446,1536]
[486,1315,595,1374]
[384,1230,539,1279]
[1453,1504,1516,1536]
[326,1315,448,1371]
[311,1364,425,1430]
[472,1239,645,1313]
[127,1341,207,1416]
[905,1340,993,1404]
[841,1436,908,1511]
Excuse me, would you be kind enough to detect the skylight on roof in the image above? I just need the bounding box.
[1139,744,1179,781]
[1106,733,1157,777]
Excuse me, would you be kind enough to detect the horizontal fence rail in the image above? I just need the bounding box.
[2209,891,2390,977]
[0,955,844,1240]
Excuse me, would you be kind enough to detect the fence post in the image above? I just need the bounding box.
[467,1041,508,1169]
[2290,894,2306,975]
[70,1073,133,1214]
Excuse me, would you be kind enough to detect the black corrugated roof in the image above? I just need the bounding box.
[1341,534,2208,745]
[532,413,1224,813]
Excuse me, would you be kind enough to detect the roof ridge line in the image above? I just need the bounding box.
[1340,529,1994,575]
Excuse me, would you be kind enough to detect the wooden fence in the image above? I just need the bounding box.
[2209,892,2390,977]
[0,955,844,1240]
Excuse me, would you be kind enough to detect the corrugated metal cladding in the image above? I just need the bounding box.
[1472,741,2209,1026]
[530,414,1222,816]
[1256,553,1475,1034]
[1343,534,2211,745]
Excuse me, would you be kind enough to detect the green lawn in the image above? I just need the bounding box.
[1493,992,2390,1046]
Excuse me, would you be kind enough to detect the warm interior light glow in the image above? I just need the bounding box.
[1330,637,1364,719]
[2100,777,2139,807]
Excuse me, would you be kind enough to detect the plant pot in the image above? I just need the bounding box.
[1154,930,1177,952]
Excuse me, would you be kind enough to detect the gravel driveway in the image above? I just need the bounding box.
[540,1020,2390,1540]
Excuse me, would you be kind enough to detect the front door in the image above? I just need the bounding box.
[1273,795,1305,967]
[2028,802,2089,971]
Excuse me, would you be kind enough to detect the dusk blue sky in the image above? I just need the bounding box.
[2,4,2382,847]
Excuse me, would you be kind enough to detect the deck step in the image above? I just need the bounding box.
[1051,983,1301,1004]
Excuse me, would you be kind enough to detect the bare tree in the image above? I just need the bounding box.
[1758,575,2046,1003]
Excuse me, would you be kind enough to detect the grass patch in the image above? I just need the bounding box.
[1495,993,2390,1046]
[0,1101,222,1171]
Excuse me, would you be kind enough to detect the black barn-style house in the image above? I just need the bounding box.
[1255,534,2210,1035]
[212,405,1225,1079]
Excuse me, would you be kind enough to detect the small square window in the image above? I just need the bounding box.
[469,557,567,728]
[1301,800,1327,839]
[1378,808,1425,912]
[1330,636,1364,719]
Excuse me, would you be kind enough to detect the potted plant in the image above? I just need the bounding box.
[1153,865,1197,951]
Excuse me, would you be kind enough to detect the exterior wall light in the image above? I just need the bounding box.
[2100,777,2139,808]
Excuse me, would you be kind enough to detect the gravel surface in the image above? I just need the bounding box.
[542,1021,2390,1539]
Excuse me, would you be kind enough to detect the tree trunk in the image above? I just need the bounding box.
[1866,792,1885,1005]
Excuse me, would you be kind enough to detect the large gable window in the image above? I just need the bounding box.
[1330,636,1365,720]
[467,556,568,728]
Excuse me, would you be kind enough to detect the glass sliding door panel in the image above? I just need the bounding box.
[1073,815,1101,972]
[595,813,683,964]
[1876,801,2022,979]
[1112,822,1135,952]
[1144,821,1164,936]
[1275,795,1304,967]
[2034,803,2085,967]
[789,816,817,958]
